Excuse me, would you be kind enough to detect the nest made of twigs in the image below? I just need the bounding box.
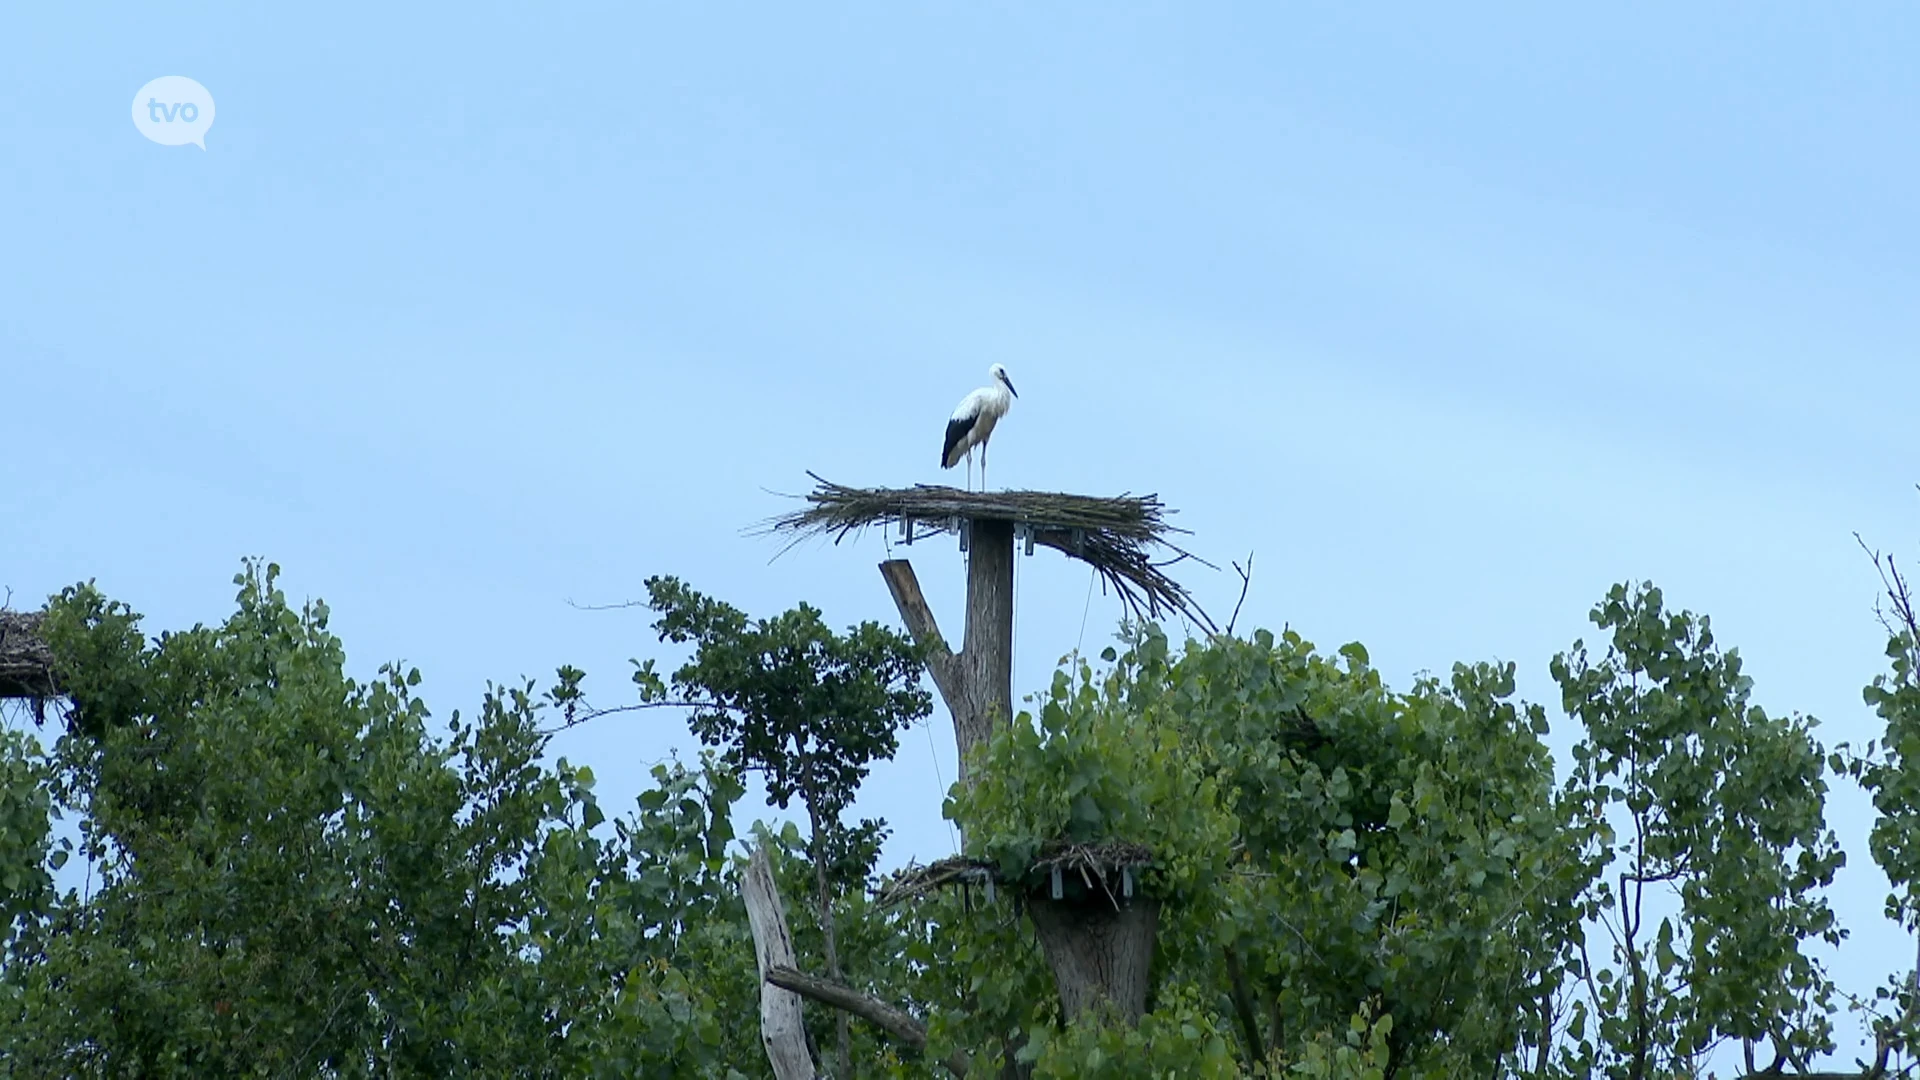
[0,610,56,701]
[759,473,1215,630]
[876,842,1156,909]
[876,855,997,908]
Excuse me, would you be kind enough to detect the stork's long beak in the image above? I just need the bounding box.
[1003,376,1018,398]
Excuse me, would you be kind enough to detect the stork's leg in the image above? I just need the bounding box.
[965,449,974,491]
[980,440,989,491]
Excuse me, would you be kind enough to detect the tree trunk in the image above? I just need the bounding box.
[1026,893,1161,1024]
[810,808,851,1079]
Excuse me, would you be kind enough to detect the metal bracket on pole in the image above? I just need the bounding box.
[1050,866,1064,900]
[957,517,970,553]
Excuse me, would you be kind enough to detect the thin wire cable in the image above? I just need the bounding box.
[928,535,964,855]
[926,710,956,854]
[1074,562,1097,661]
[1013,526,1029,718]
[880,513,952,850]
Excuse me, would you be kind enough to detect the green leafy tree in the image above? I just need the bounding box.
[937,586,1857,1079]
[1552,583,1843,1078]
[9,557,1917,1080]
[0,563,757,1077]
[0,726,55,959]
[1836,547,1920,1077]
[946,625,1583,1078]
[639,574,932,1077]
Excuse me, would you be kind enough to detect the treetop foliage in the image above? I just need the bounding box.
[639,573,931,823]
[1,559,1917,1079]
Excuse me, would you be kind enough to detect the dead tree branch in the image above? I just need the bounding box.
[764,966,970,1078]
[742,843,817,1080]
[537,699,714,736]
[879,559,963,709]
[1225,552,1254,638]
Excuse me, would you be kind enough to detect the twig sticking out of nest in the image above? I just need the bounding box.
[1031,841,1153,877]
[759,473,1215,631]
[0,610,56,701]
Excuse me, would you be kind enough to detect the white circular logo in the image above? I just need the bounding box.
[132,76,216,149]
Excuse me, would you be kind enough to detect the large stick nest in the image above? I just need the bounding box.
[760,474,1215,630]
[876,842,1156,909]
[0,609,57,701]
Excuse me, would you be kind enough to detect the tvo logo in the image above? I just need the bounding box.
[132,76,216,149]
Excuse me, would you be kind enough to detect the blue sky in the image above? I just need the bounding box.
[4,3,1918,1070]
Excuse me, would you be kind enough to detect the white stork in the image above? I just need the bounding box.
[941,364,1018,491]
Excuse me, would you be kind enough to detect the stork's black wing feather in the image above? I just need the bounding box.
[942,415,977,468]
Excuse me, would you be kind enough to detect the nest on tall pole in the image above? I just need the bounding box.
[759,473,1215,630]
[0,609,57,702]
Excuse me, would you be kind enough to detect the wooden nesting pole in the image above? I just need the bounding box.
[764,479,1215,1049]
[964,518,1016,748]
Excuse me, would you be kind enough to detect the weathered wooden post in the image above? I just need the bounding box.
[743,843,819,1080]
[961,516,1015,761]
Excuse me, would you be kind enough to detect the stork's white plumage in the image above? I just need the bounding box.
[941,364,1018,491]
